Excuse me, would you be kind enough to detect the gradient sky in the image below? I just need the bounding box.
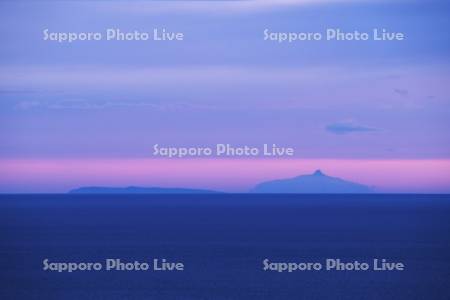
[0,0,450,192]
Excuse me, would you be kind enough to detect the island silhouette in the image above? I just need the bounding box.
[69,170,372,194]
[69,186,221,194]
[250,170,372,193]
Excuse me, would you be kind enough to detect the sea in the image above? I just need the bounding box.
[1,194,449,299]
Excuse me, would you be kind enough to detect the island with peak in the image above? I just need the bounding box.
[69,170,372,194]
[250,170,372,193]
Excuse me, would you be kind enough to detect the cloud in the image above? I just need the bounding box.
[394,88,409,97]
[14,100,41,110]
[0,65,356,92]
[326,121,377,135]
[0,89,36,95]
[13,99,222,111]
[91,0,380,15]
[14,99,159,110]
[3,64,449,112]
[0,65,399,92]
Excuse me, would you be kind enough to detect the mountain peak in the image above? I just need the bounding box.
[251,170,372,194]
[313,169,324,176]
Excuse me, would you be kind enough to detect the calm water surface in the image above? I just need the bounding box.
[1,194,449,299]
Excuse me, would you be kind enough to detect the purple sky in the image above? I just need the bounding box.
[0,0,449,192]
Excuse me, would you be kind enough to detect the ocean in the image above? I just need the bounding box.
[1,194,449,299]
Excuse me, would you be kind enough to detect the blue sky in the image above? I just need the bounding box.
[0,0,449,161]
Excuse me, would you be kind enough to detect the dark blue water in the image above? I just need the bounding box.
[1,194,450,299]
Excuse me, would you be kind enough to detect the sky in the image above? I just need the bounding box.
[0,0,450,192]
